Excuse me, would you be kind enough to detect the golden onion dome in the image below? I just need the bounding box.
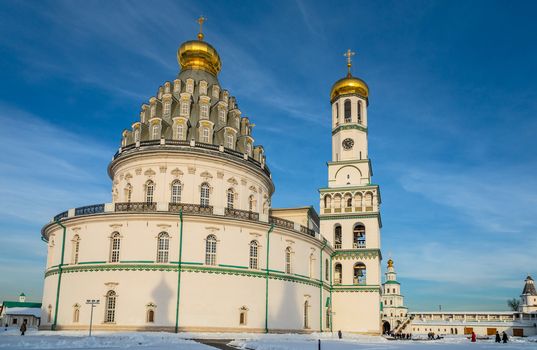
[387,259,394,268]
[177,40,222,76]
[330,74,369,102]
[331,49,369,101]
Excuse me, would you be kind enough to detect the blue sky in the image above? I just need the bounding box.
[0,0,536,311]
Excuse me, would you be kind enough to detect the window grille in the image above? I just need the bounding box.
[105,291,117,323]
[249,241,258,269]
[156,232,170,263]
[200,183,210,206]
[205,235,217,265]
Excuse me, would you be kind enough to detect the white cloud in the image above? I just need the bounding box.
[0,104,111,225]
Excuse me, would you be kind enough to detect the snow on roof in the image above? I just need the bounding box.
[3,307,41,318]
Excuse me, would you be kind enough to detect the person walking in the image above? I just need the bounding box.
[19,320,27,336]
[338,330,342,339]
[502,332,508,343]
[471,331,476,342]
[495,331,501,343]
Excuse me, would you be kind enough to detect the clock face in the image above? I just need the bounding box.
[342,138,354,150]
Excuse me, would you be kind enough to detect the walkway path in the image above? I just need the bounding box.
[194,339,237,350]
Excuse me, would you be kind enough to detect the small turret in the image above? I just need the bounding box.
[519,276,537,313]
[19,292,26,302]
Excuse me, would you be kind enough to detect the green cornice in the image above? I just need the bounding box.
[319,212,383,229]
[332,124,368,135]
[384,280,400,285]
[44,262,332,290]
[332,249,381,260]
[332,285,381,293]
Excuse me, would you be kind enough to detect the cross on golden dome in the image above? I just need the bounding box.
[197,16,206,41]
[344,49,356,76]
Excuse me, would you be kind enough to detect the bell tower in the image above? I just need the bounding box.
[321,50,382,334]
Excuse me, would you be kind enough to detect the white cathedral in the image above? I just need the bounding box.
[40,21,381,333]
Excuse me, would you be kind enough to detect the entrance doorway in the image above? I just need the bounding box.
[383,321,391,334]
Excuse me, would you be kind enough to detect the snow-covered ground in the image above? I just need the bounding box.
[0,329,536,350]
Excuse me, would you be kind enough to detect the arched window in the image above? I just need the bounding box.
[354,193,362,211]
[333,194,342,211]
[345,193,352,208]
[357,100,363,123]
[285,247,292,274]
[200,182,210,206]
[156,232,170,263]
[326,307,331,329]
[353,262,367,284]
[71,235,80,264]
[163,101,171,117]
[134,128,140,142]
[110,232,121,263]
[323,195,332,210]
[334,263,342,284]
[309,254,315,278]
[205,234,217,266]
[334,225,342,249]
[171,180,182,203]
[200,104,209,118]
[239,306,248,325]
[73,304,80,323]
[151,124,159,140]
[201,127,210,143]
[344,99,351,123]
[145,181,155,203]
[304,300,310,329]
[325,259,329,280]
[249,240,258,269]
[104,290,117,323]
[225,134,234,149]
[146,309,155,323]
[125,184,132,202]
[365,192,373,210]
[248,195,256,212]
[227,188,234,209]
[180,102,189,116]
[219,109,226,124]
[353,224,366,248]
[174,124,184,140]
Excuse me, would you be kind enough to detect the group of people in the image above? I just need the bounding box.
[394,332,412,340]
[469,331,508,343]
[495,331,509,343]
[427,332,442,340]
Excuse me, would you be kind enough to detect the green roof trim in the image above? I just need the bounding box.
[2,301,42,308]
[384,280,400,284]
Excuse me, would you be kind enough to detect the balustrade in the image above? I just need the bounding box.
[169,202,213,215]
[115,202,156,212]
[75,204,105,216]
[269,216,294,230]
[224,208,259,221]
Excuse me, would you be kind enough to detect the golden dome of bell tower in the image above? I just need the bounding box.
[177,16,222,76]
[330,49,369,102]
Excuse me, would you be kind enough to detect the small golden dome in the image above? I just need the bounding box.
[387,259,394,268]
[330,74,369,102]
[177,40,222,76]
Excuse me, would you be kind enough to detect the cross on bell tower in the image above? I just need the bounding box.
[197,16,206,41]
[344,49,356,76]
